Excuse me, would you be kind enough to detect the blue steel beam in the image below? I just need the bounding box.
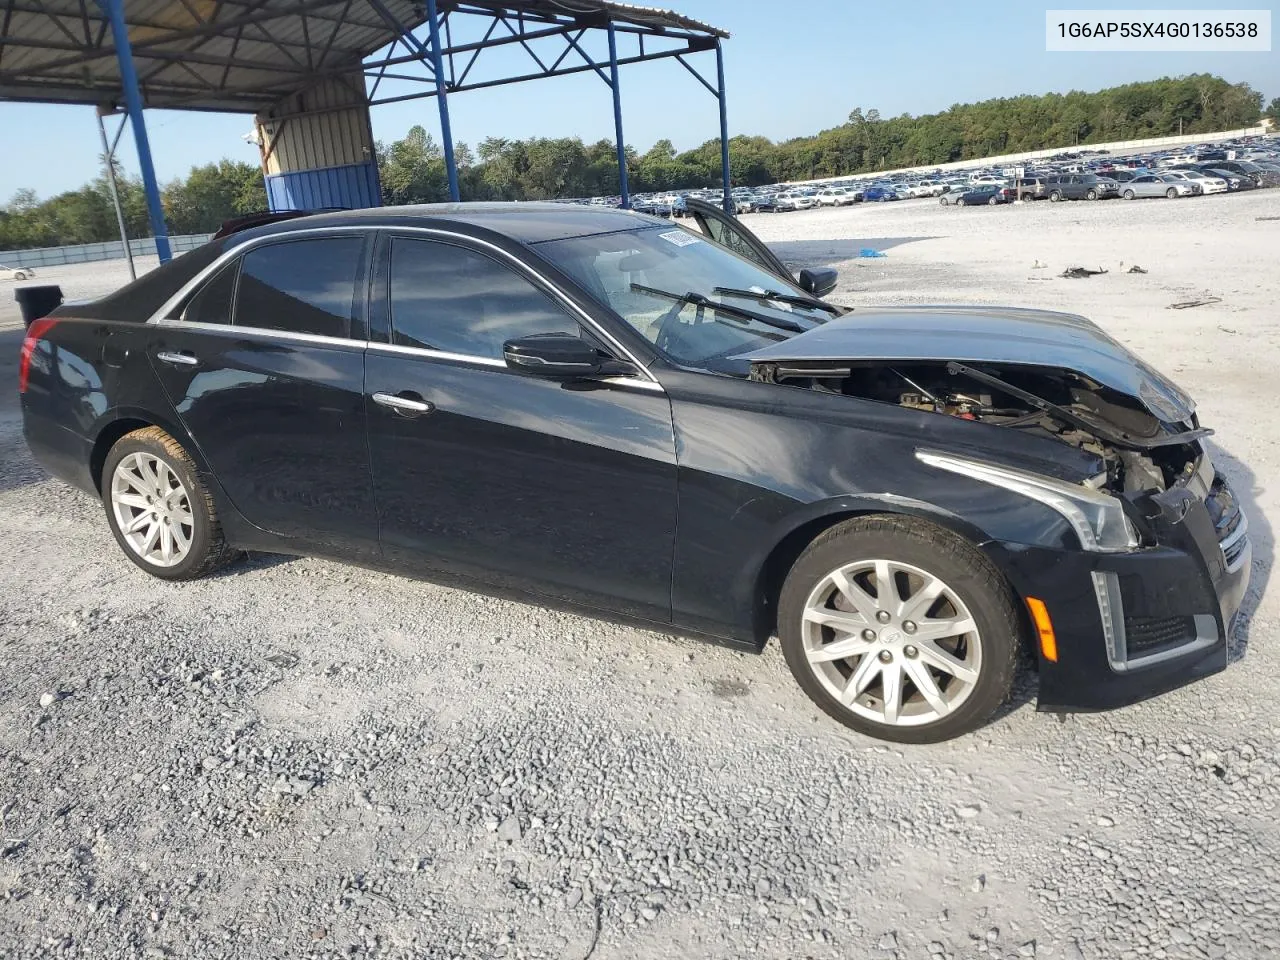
[606,22,628,209]
[364,0,458,200]
[716,38,731,213]
[96,0,171,261]
[425,0,459,201]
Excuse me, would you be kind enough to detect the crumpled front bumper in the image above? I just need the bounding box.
[985,463,1250,712]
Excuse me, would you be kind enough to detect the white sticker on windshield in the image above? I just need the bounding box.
[659,230,701,247]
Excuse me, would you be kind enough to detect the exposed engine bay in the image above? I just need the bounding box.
[748,360,1209,495]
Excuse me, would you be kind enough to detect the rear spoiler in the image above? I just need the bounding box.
[212,207,349,239]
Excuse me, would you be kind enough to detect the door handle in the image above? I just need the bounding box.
[372,391,434,416]
[156,350,198,367]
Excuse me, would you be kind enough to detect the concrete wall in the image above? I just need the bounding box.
[0,234,212,270]
[787,125,1273,186]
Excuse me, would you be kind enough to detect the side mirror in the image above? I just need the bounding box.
[797,266,838,299]
[503,332,604,378]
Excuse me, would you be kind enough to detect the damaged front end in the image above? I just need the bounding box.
[747,356,1208,501]
[746,348,1250,709]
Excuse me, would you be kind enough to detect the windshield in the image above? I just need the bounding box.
[537,225,829,371]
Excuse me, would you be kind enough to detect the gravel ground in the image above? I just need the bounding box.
[2,192,1279,960]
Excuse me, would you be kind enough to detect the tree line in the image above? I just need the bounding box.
[2,74,1276,251]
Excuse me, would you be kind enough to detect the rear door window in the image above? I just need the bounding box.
[179,261,239,325]
[234,237,364,339]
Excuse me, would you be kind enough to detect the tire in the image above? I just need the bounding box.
[777,515,1020,743]
[101,426,235,581]
[14,271,27,280]
[1166,188,1177,199]
[1123,189,1136,200]
[1086,189,1098,200]
[987,196,998,206]
[939,198,948,206]
[1049,191,1062,202]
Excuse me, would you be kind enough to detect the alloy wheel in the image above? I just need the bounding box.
[109,452,195,567]
[800,559,982,727]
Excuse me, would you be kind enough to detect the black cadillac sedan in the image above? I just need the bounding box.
[19,202,1250,743]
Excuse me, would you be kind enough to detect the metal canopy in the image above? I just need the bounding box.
[0,0,727,110]
[0,0,732,261]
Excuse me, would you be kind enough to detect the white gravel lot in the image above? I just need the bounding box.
[2,192,1279,960]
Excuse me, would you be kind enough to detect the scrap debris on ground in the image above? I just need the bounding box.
[1169,296,1224,310]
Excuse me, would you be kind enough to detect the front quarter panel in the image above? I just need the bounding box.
[661,369,1090,640]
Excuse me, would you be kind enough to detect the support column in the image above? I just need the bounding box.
[425,0,460,201]
[97,107,136,279]
[97,0,171,261]
[607,23,629,209]
[716,39,731,213]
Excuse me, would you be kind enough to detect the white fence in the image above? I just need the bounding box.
[0,234,213,270]
[787,125,1274,187]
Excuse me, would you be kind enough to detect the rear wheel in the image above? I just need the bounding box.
[1049,191,1062,202]
[777,515,1020,743]
[102,426,234,581]
[939,198,949,206]
[987,196,998,206]
[13,270,27,280]
[1123,189,1136,200]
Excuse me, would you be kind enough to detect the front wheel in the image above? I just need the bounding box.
[777,515,1020,743]
[1123,189,1136,200]
[1086,189,1098,200]
[1049,191,1062,202]
[13,270,27,280]
[1166,188,1178,199]
[939,198,949,206]
[102,426,235,580]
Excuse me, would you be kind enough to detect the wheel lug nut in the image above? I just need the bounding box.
[876,610,891,624]
[903,621,917,634]
[878,650,893,663]
[862,629,876,641]
[904,645,918,659]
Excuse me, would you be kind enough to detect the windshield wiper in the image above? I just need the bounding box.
[629,283,807,334]
[712,285,841,316]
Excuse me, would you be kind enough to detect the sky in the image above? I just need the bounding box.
[2,0,1277,200]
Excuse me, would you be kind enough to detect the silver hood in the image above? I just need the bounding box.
[738,304,1195,422]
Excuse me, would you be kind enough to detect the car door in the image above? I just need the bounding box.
[149,232,379,559]
[684,198,795,284]
[364,232,678,622]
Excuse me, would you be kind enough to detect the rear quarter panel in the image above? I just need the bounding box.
[22,317,191,494]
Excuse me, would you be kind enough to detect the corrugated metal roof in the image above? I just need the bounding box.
[0,0,726,111]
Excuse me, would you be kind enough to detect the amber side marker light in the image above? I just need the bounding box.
[1026,597,1058,662]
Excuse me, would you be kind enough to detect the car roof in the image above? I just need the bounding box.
[232,202,670,246]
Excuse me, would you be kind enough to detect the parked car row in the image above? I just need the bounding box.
[559,135,1280,216]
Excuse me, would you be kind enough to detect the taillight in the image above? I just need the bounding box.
[18,317,58,394]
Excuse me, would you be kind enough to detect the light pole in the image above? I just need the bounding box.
[96,104,136,280]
